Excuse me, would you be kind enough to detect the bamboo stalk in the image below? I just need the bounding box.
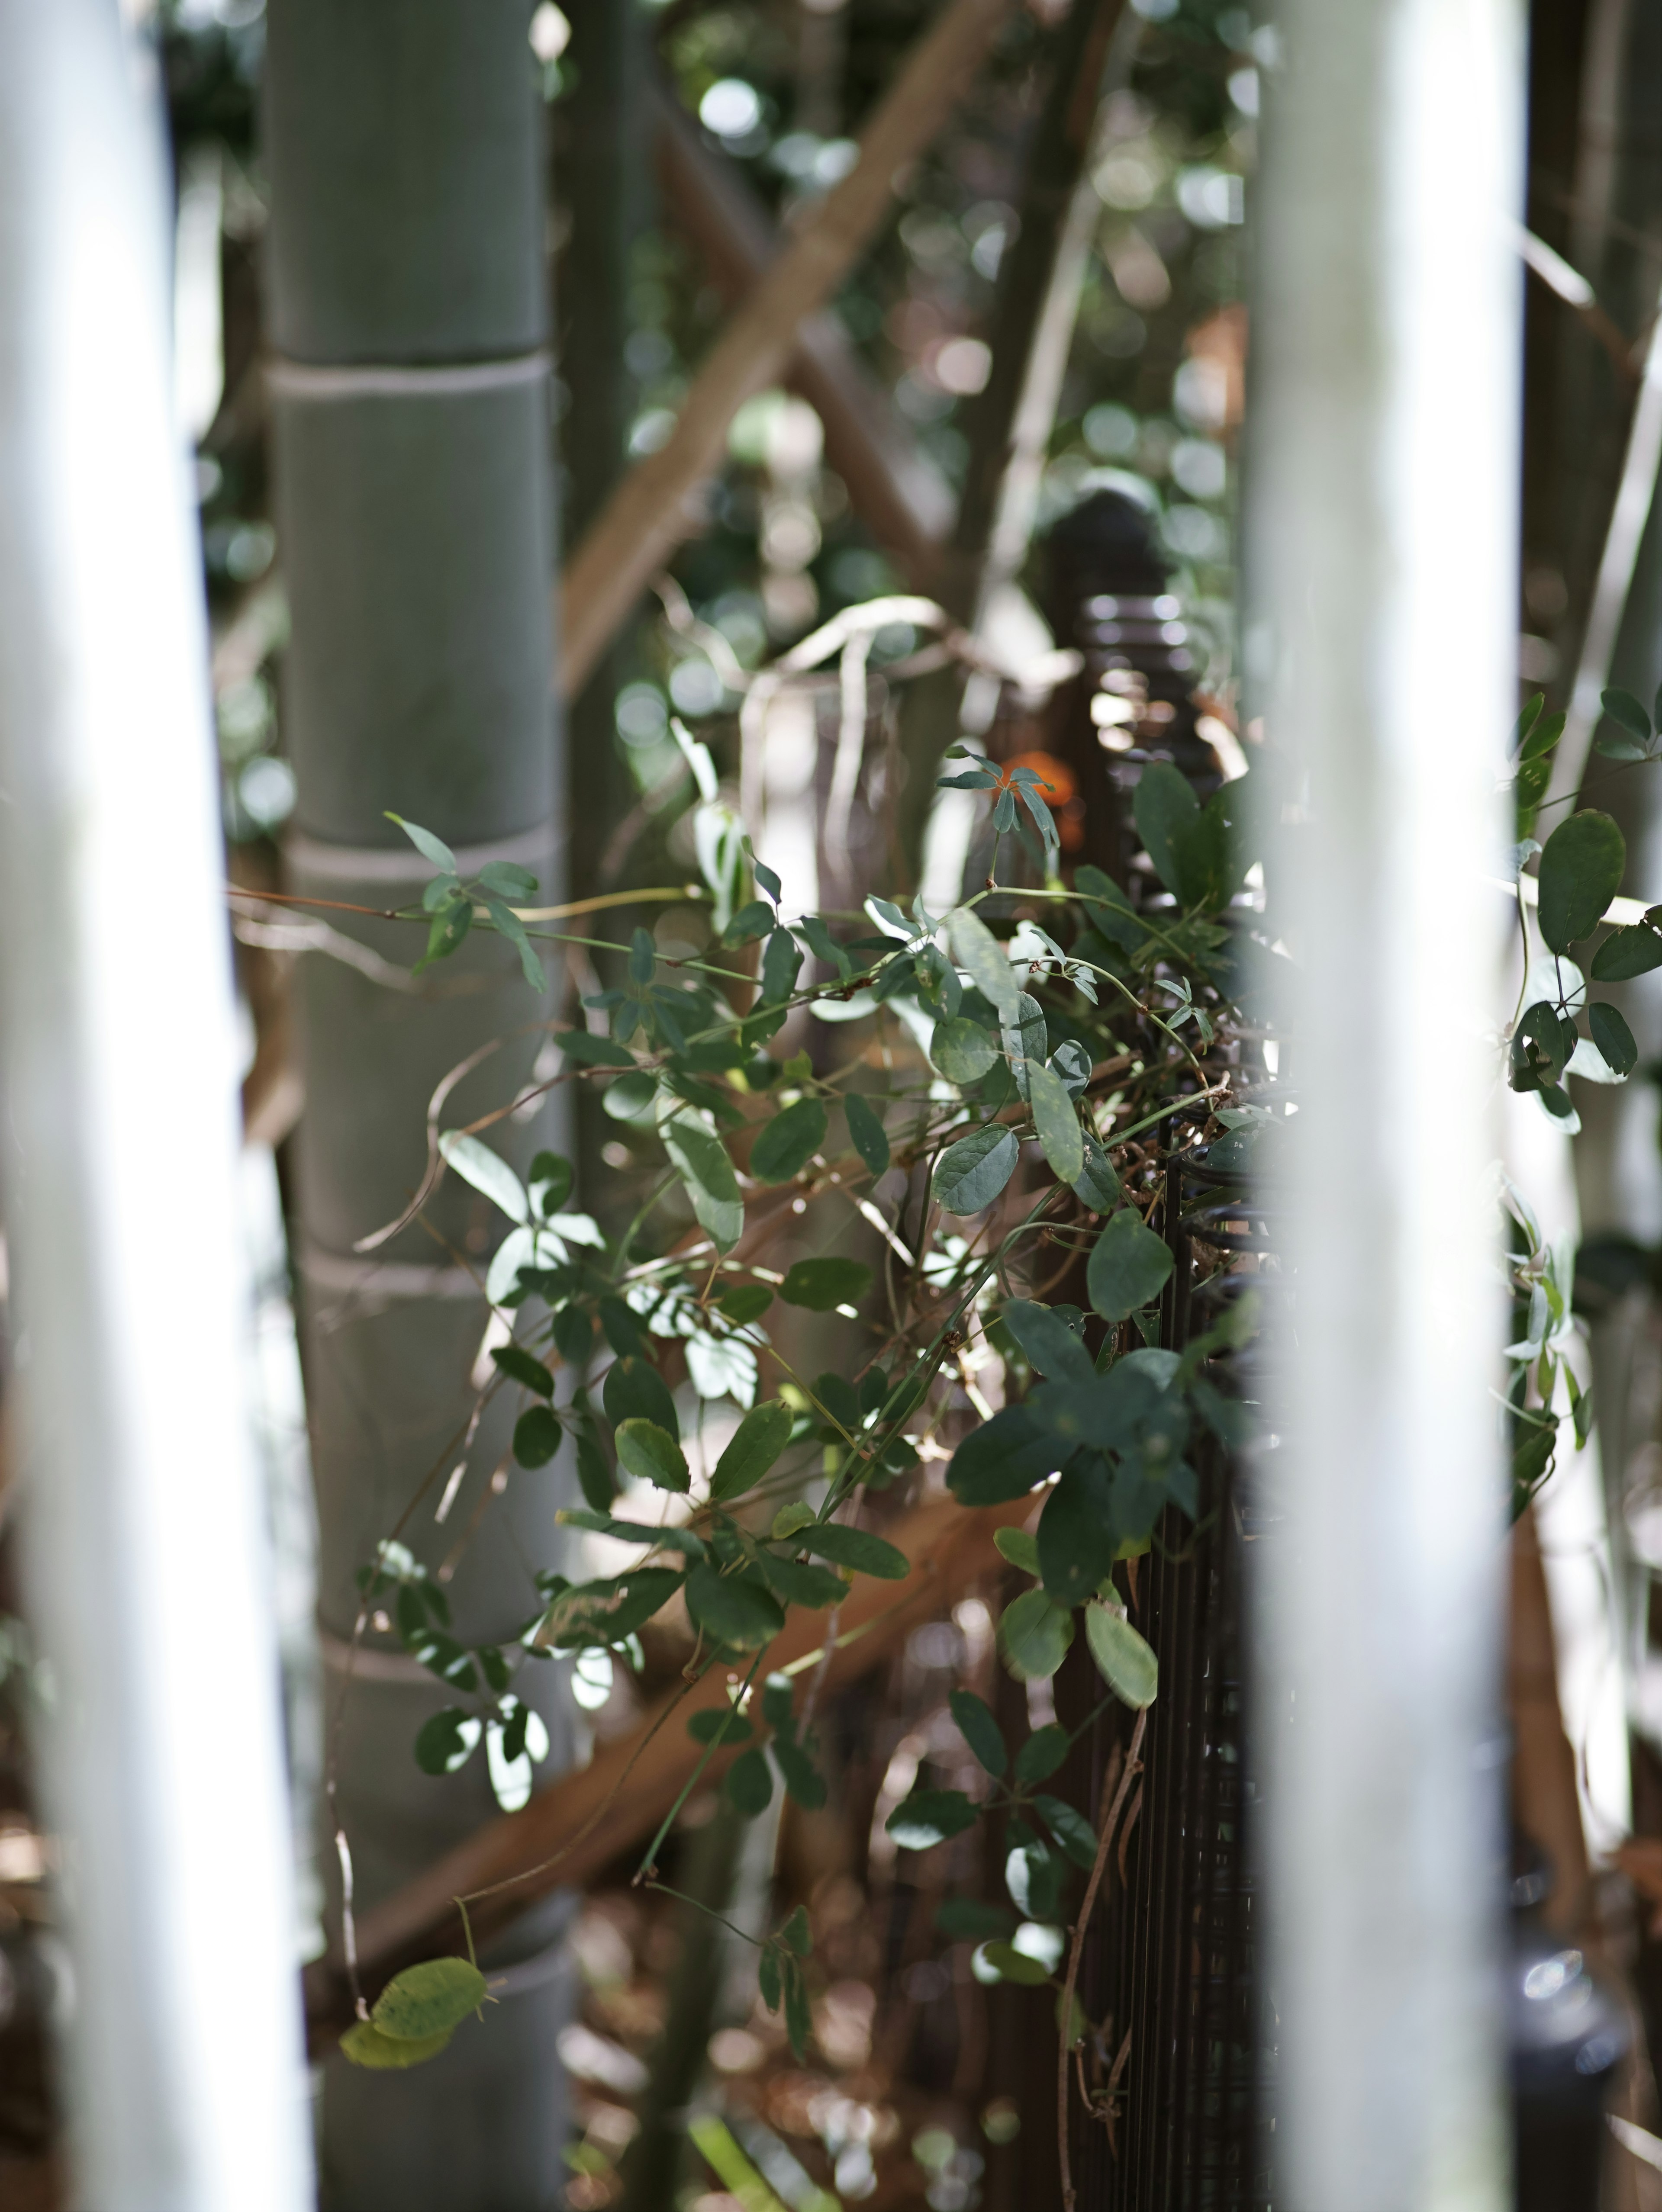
[558,0,1017,698]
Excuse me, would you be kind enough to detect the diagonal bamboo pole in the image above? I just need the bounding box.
[558,0,1017,699]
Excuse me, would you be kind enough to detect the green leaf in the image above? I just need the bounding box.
[1028,1062,1084,1184]
[779,1904,813,1958]
[1073,1132,1121,1214]
[415,893,472,971]
[932,1015,1000,1085]
[527,1151,574,1213]
[979,1941,1050,1987]
[661,1112,744,1252]
[999,993,1048,1105]
[1038,1463,1118,1606]
[1589,1000,1638,1077]
[555,1029,639,1068]
[440,1132,528,1223]
[688,1707,754,1745]
[994,1526,1040,1575]
[780,1256,872,1310]
[341,2021,454,2070]
[575,1431,615,1514]
[947,907,1020,1015]
[685,1564,786,1649]
[798,1522,908,1579]
[750,1096,828,1183]
[478,860,538,900]
[844,1092,890,1178]
[780,1730,831,1809]
[492,1344,555,1398]
[371,1957,487,2042]
[758,1942,782,2010]
[1591,919,1662,981]
[537,1566,683,1647]
[949,1408,1060,1504]
[724,900,774,945]
[710,1399,794,1500]
[1033,1793,1099,1871]
[604,1357,679,1440]
[1002,1299,1094,1386]
[1085,1602,1158,1707]
[513,1406,562,1469]
[999,1587,1074,1680]
[936,1897,1017,1942]
[949,1688,1008,1777]
[759,926,804,1006]
[933,1124,1019,1214]
[387,812,459,876]
[1536,810,1625,952]
[1134,761,1236,910]
[1087,1208,1175,1324]
[413,1708,482,1776]
[1015,1725,1069,1786]
[886,1788,980,1850]
[482,895,545,992]
[614,1418,690,1492]
[1602,687,1652,742]
[1520,708,1565,762]
[755,1551,848,1608]
[1512,694,1544,755]
[727,1747,775,1816]
[773,1501,815,1539]
[717,1281,774,1325]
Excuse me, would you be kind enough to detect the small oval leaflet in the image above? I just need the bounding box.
[513,1405,562,1469]
[999,1586,1074,1680]
[886,1787,979,1851]
[685,1563,786,1649]
[1589,1000,1638,1078]
[993,1525,1040,1575]
[947,906,1021,1015]
[341,2021,455,2070]
[1536,810,1625,953]
[750,1096,828,1184]
[711,1399,793,1500]
[604,1355,680,1440]
[615,1417,690,1492]
[780,1256,873,1311]
[371,1956,488,2043]
[726,1746,774,1816]
[492,1344,554,1398]
[949,1688,1007,1777]
[413,1708,483,1777]
[1591,918,1662,982]
[932,1123,1019,1215]
[1033,1792,1100,1871]
[844,1091,891,1178]
[798,1521,908,1579]
[932,1015,1000,1085]
[717,1280,774,1325]
[1028,1061,1084,1185]
[688,1707,754,1745]
[978,1940,1050,1987]
[1087,1206,1175,1324]
[1085,1601,1159,1708]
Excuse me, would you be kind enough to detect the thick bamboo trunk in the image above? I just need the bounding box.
[0,4,310,2204]
[264,7,575,2203]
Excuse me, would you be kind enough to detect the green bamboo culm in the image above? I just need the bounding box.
[263,5,576,2203]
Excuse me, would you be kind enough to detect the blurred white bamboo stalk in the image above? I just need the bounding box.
[0,4,311,2206]
[1248,1,1524,2203]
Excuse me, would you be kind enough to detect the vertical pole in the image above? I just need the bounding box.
[263,6,575,2204]
[0,5,311,2208]
[1249,2,1523,2205]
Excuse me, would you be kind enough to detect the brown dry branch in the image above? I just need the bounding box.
[558,0,1017,697]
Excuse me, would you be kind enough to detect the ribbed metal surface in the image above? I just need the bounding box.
[1070,1127,1274,2209]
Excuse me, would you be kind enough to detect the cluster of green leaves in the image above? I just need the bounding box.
[389,813,546,990]
[340,1955,490,2071]
[345,765,1265,2069]
[1503,1180,1592,1517]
